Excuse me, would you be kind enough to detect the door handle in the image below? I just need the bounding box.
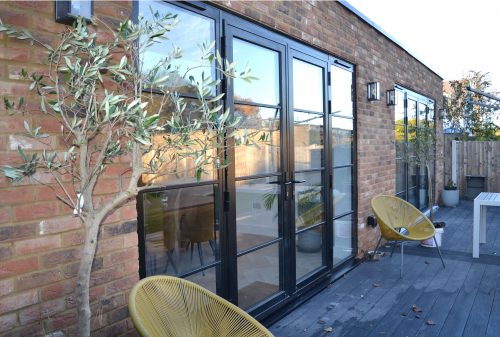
[284,180,306,185]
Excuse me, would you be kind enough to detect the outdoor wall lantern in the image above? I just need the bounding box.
[386,89,397,106]
[367,82,380,101]
[55,0,94,24]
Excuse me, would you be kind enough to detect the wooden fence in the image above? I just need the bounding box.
[444,136,500,198]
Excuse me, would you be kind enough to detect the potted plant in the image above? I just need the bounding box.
[442,179,459,207]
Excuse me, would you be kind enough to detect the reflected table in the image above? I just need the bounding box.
[473,192,500,258]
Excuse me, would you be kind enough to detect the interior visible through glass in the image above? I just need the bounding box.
[142,185,219,281]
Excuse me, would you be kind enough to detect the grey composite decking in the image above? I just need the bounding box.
[270,201,500,337]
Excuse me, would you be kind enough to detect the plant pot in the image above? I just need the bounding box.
[442,189,459,207]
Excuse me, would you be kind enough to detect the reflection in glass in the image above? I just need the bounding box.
[142,185,219,277]
[236,178,280,252]
[396,159,405,194]
[238,243,280,309]
[234,39,280,106]
[333,214,352,264]
[293,59,323,113]
[185,267,217,294]
[408,126,416,157]
[295,172,324,231]
[331,65,353,118]
[419,102,427,127]
[141,98,217,186]
[395,91,405,123]
[333,167,352,216]
[139,1,215,94]
[419,165,428,209]
[234,105,280,177]
[428,102,435,122]
[408,160,417,189]
[408,99,417,126]
[408,187,417,206]
[395,123,405,159]
[294,111,324,171]
[296,226,324,280]
[332,118,353,167]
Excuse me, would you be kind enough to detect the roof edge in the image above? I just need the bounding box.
[339,1,443,80]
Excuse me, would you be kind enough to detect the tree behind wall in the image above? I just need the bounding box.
[444,70,499,140]
[0,12,254,337]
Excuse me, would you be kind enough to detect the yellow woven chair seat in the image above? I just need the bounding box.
[129,275,274,337]
[371,195,445,277]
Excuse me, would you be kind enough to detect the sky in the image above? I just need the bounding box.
[346,0,500,92]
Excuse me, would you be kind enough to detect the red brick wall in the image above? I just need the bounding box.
[0,2,139,336]
[0,1,443,336]
[213,0,444,255]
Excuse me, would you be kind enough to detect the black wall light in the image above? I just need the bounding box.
[386,89,397,106]
[367,82,380,101]
[55,0,94,24]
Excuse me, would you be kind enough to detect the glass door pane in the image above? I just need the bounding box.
[230,36,284,309]
[292,57,327,282]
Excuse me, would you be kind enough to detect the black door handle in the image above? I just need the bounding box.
[284,180,306,185]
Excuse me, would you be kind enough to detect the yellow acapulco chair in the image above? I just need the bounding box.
[371,195,445,277]
[129,275,275,337]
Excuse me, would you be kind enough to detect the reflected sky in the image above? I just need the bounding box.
[234,39,279,106]
[293,59,323,113]
[139,1,215,83]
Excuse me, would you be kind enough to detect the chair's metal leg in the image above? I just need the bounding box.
[434,236,446,268]
[390,241,397,258]
[374,235,383,254]
[400,241,404,279]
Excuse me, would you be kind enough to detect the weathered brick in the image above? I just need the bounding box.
[13,202,58,222]
[40,248,81,268]
[106,306,129,325]
[38,216,81,235]
[104,248,138,268]
[0,243,13,261]
[100,220,136,238]
[0,256,38,278]
[62,230,85,247]
[0,187,36,205]
[0,313,18,332]
[0,278,14,297]
[43,310,77,331]
[14,235,61,255]
[105,274,139,296]
[19,298,66,325]
[17,269,64,292]
[41,279,75,301]
[96,236,123,255]
[0,289,38,315]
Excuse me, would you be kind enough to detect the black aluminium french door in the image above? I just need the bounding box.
[224,25,331,314]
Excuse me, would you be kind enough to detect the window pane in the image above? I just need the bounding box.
[234,105,280,177]
[395,123,405,158]
[333,214,353,264]
[185,266,217,294]
[295,171,324,231]
[428,102,435,123]
[396,159,405,194]
[142,97,217,186]
[333,167,352,216]
[408,99,417,126]
[408,187,417,207]
[234,39,280,106]
[331,65,353,118]
[419,103,427,127]
[332,118,353,167]
[139,1,215,95]
[238,243,280,309]
[294,111,324,171]
[296,225,324,280]
[408,161,417,188]
[236,177,280,252]
[395,91,405,123]
[142,185,219,277]
[293,59,323,113]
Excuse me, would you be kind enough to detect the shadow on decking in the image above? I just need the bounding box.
[270,201,500,337]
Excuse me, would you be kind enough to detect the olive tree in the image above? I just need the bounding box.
[0,11,254,337]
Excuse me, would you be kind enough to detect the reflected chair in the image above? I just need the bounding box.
[371,195,445,277]
[146,194,178,274]
[181,203,216,270]
[129,275,274,337]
